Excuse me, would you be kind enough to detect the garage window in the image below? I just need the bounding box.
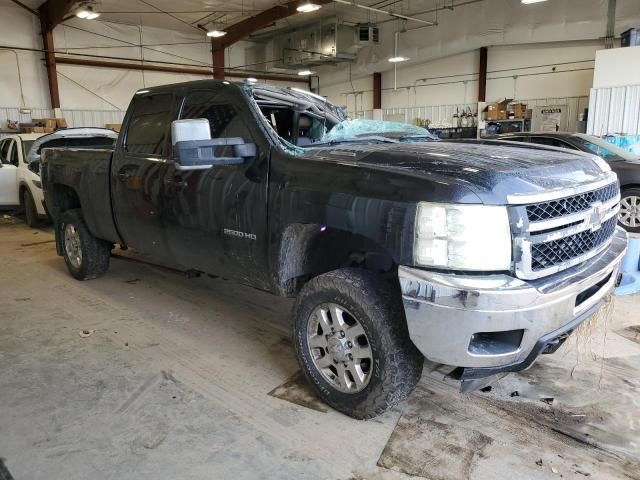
[125,94,173,156]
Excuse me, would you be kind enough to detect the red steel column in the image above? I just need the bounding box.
[478,47,488,103]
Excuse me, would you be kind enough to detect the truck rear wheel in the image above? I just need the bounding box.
[60,209,111,281]
[293,268,423,419]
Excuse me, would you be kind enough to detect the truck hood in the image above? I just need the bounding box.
[303,140,612,204]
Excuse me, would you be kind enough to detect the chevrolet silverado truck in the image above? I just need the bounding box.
[41,80,627,419]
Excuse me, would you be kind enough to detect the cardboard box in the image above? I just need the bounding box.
[23,126,45,133]
[55,118,68,129]
[511,102,528,118]
[32,118,57,129]
[525,109,533,119]
[105,123,121,133]
[511,103,527,118]
[485,98,513,121]
[486,104,499,121]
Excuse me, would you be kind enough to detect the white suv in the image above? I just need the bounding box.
[0,133,46,226]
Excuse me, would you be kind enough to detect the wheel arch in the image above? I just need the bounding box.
[18,181,30,207]
[48,184,82,256]
[275,223,397,296]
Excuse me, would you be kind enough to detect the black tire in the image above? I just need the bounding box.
[60,209,111,280]
[293,268,423,419]
[23,189,38,228]
[619,187,640,233]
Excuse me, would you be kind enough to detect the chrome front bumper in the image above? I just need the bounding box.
[399,227,627,373]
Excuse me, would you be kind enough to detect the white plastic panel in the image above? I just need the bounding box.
[587,85,640,136]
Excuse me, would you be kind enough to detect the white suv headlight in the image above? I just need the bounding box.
[414,203,512,270]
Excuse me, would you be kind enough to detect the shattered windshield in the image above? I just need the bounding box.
[320,119,438,144]
[249,84,437,150]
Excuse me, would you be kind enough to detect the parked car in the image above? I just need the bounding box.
[489,132,640,232]
[0,129,118,227]
[42,81,626,418]
[0,133,45,224]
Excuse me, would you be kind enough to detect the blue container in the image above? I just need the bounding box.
[615,235,640,295]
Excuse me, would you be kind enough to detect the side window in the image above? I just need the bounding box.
[9,142,19,167]
[0,140,11,163]
[0,140,11,164]
[125,94,174,156]
[180,90,256,157]
[530,137,573,149]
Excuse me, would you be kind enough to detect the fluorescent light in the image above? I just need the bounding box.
[298,69,314,76]
[207,30,226,38]
[388,56,408,63]
[521,0,547,3]
[297,3,322,13]
[76,7,100,19]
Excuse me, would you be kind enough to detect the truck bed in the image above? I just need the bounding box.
[42,147,120,245]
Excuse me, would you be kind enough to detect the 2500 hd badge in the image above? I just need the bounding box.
[224,228,257,240]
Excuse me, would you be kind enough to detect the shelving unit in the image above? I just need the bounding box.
[482,118,531,137]
[430,126,478,139]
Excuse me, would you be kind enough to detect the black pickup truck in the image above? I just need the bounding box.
[42,80,627,419]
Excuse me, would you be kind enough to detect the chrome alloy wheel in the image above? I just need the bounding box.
[307,303,373,393]
[64,224,83,269]
[620,195,640,228]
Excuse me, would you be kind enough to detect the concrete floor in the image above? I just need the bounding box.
[1,218,639,480]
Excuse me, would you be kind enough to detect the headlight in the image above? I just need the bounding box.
[414,203,512,270]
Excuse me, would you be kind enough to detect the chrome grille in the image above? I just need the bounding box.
[512,177,620,280]
[530,216,618,271]
[526,182,619,221]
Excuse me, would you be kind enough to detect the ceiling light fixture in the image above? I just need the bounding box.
[297,3,322,13]
[246,77,258,83]
[388,31,408,63]
[521,0,548,4]
[207,30,227,38]
[76,6,100,19]
[298,69,314,76]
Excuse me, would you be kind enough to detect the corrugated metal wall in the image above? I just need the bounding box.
[587,85,640,136]
[0,107,125,132]
[349,96,588,130]
[59,109,126,128]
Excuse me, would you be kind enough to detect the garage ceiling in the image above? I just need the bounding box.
[22,0,443,37]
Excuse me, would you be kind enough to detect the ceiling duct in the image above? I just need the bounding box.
[246,17,364,72]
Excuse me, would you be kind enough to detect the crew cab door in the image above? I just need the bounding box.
[111,92,179,263]
[162,87,271,288]
[0,139,19,207]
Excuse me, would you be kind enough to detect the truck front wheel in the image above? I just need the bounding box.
[60,209,111,280]
[293,268,423,419]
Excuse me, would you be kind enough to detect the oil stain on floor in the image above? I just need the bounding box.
[617,325,640,344]
[268,371,330,413]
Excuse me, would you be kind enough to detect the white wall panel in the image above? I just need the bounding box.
[622,86,640,135]
[587,85,640,136]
